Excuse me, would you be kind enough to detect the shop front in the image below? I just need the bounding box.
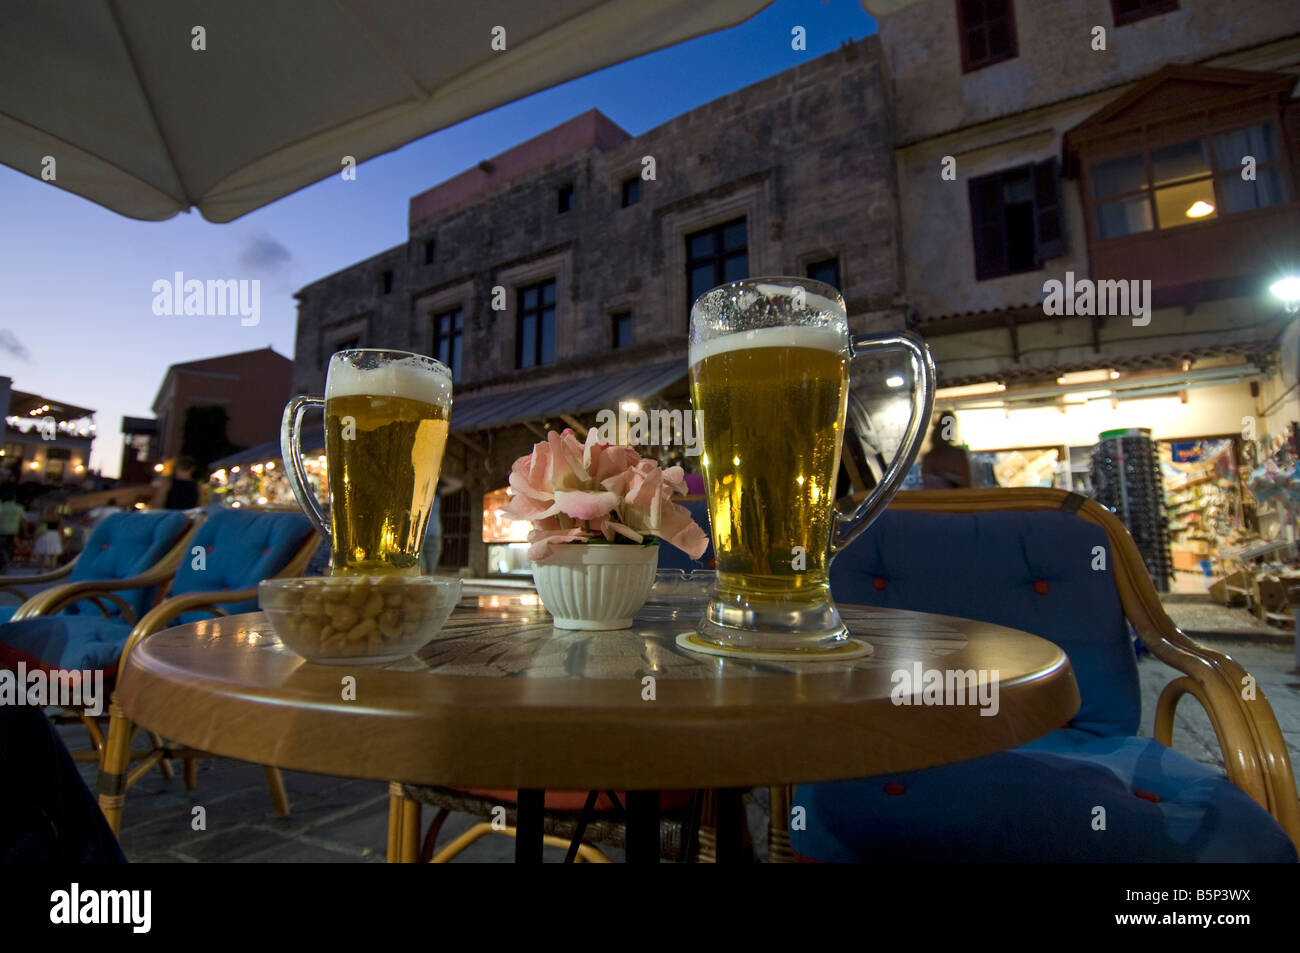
[939,357,1284,593]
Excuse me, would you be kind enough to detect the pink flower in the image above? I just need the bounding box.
[501,428,709,562]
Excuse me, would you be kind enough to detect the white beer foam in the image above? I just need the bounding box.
[328,355,451,405]
[689,325,846,365]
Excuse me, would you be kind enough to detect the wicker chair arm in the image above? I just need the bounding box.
[883,488,1300,852]
[113,527,318,673]
[12,517,202,622]
[115,587,257,674]
[0,559,77,596]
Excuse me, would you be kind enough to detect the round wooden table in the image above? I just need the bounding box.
[112,593,1079,862]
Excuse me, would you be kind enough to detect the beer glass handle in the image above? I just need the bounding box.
[831,331,936,555]
[280,395,330,541]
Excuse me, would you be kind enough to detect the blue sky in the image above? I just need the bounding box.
[0,0,876,477]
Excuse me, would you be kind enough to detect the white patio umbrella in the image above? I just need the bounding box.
[0,0,772,222]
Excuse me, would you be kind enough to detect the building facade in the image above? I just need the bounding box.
[1,377,96,486]
[292,39,903,575]
[151,347,293,469]
[866,0,1300,570]
[866,0,1299,441]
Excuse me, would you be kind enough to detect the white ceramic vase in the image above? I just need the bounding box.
[531,542,659,630]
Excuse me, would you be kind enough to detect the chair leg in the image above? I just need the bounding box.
[695,790,718,863]
[183,757,198,791]
[768,785,795,863]
[97,702,134,835]
[400,797,421,862]
[420,807,451,862]
[146,731,175,780]
[79,711,106,759]
[429,822,612,863]
[387,783,404,862]
[263,765,290,817]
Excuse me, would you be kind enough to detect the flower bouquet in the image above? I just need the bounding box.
[503,428,708,628]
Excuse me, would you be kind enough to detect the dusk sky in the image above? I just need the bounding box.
[0,0,876,477]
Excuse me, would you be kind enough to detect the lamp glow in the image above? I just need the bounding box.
[1185,201,1215,218]
[1271,276,1300,313]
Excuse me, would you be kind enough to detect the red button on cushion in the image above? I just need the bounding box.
[1032,580,1049,595]
[884,781,905,796]
[101,543,110,551]
[1134,789,1160,803]
[872,577,887,591]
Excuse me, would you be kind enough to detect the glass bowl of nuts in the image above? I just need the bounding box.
[259,575,463,664]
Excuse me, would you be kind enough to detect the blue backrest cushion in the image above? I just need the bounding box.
[657,498,714,570]
[65,510,189,617]
[830,508,1140,737]
[170,508,313,619]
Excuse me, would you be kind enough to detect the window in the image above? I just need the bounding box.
[1088,123,1288,240]
[557,184,574,213]
[968,160,1064,280]
[332,336,361,352]
[45,447,70,482]
[380,270,393,294]
[612,311,633,349]
[621,177,640,208]
[957,0,1017,73]
[432,307,463,381]
[439,488,471,568]
[516,279,556,368]
[424,240,436,265]
[0,442,21,479]
[686,218,748,310]
[1110,0,1177,26]
[806,257,842,290]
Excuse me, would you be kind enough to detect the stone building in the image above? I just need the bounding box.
[291,38,903,575]
[864,0,1300,455]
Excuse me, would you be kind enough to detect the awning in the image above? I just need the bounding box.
[209,359,688,470]
[1,1,772,222]
[451,359,687,431]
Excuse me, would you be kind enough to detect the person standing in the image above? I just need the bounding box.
[163,457,200,510]
[33,514,63,571]
[0,490,23,573]
[421,474,464,574]
[921,411,972,490]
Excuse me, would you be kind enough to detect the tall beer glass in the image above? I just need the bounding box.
[281,349,452,574]
[690,278,934,655]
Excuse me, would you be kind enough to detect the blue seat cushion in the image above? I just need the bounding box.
[0,606,13,623]
[170,508,313,623]
[0,616,132,677]
[830,508,1140,737]
[65,510,189,618]
[793,731,1296,862]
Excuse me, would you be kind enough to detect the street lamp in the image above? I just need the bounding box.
[1271,275,1300,314]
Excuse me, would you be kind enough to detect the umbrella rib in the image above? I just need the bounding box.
[103,0,196,210]
[333,0,431,102]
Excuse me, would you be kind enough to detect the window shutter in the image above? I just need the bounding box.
[1032,158,1065,262]
[969,176,1007,280]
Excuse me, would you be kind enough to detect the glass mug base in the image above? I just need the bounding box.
[692,582,855,656]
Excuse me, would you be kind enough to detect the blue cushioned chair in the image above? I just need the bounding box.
[0,510,191,625]
[778,488,1300,863]
[91,505,319,835]
[0,506,317,837]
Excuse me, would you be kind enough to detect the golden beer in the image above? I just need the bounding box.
[324,392,449,574]
[687,277,933,656]
[690,326,848,603]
